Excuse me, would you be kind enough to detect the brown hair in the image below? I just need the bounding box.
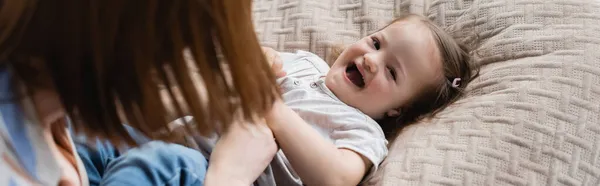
[331,14,479,138]
[0,0,279,145]
[382,14,479,137]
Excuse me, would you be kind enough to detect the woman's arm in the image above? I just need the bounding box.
[205,119,278,186]
[266,100,371,186]
[181,47,283,186]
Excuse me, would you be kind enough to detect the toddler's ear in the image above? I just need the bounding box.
[386,108,401,117]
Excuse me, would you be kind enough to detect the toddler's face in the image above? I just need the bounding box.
[326,19,443,119]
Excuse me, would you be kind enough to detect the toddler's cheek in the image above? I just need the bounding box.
[368,80,392,93]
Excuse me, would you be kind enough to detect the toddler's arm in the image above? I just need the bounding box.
[266,100,371,186]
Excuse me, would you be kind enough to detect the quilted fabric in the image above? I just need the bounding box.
[252,0,600,185]
[252,0,426,63]
[367,0,600,185]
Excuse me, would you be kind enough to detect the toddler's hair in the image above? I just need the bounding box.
[382,14,479,137]
[330,14,479,138]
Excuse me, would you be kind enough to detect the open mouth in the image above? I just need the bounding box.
[345,62,365,88]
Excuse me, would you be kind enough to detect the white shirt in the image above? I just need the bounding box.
[270,50,388,185]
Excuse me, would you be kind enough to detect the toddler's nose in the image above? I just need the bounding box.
[363,54,378,73]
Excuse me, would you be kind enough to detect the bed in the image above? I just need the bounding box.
[252,0,600,185]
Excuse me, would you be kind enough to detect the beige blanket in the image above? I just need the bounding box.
[252,0,600,185]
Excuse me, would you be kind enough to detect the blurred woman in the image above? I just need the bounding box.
[0,0,279,185]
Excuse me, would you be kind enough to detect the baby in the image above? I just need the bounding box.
[262,14,478,186]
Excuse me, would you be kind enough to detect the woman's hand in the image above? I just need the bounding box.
[262,47,286,78]
[205,118,278,186]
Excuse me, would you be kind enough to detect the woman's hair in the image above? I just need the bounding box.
[0,0,280,145]
[330,14,479,138]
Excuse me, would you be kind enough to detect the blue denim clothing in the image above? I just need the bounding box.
[75,127,207,186]
[1,66,90,185]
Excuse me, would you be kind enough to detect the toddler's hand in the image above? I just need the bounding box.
[262,47,286,78]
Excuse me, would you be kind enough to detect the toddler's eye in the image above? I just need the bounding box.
[372,37,380,50]
[387,66,396,80]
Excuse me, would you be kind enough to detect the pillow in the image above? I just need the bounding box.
[366,0,600,185]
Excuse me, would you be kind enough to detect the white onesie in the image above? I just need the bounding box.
[269,50,388,185]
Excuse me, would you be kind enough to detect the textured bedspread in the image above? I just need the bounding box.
[252,0,600,185]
